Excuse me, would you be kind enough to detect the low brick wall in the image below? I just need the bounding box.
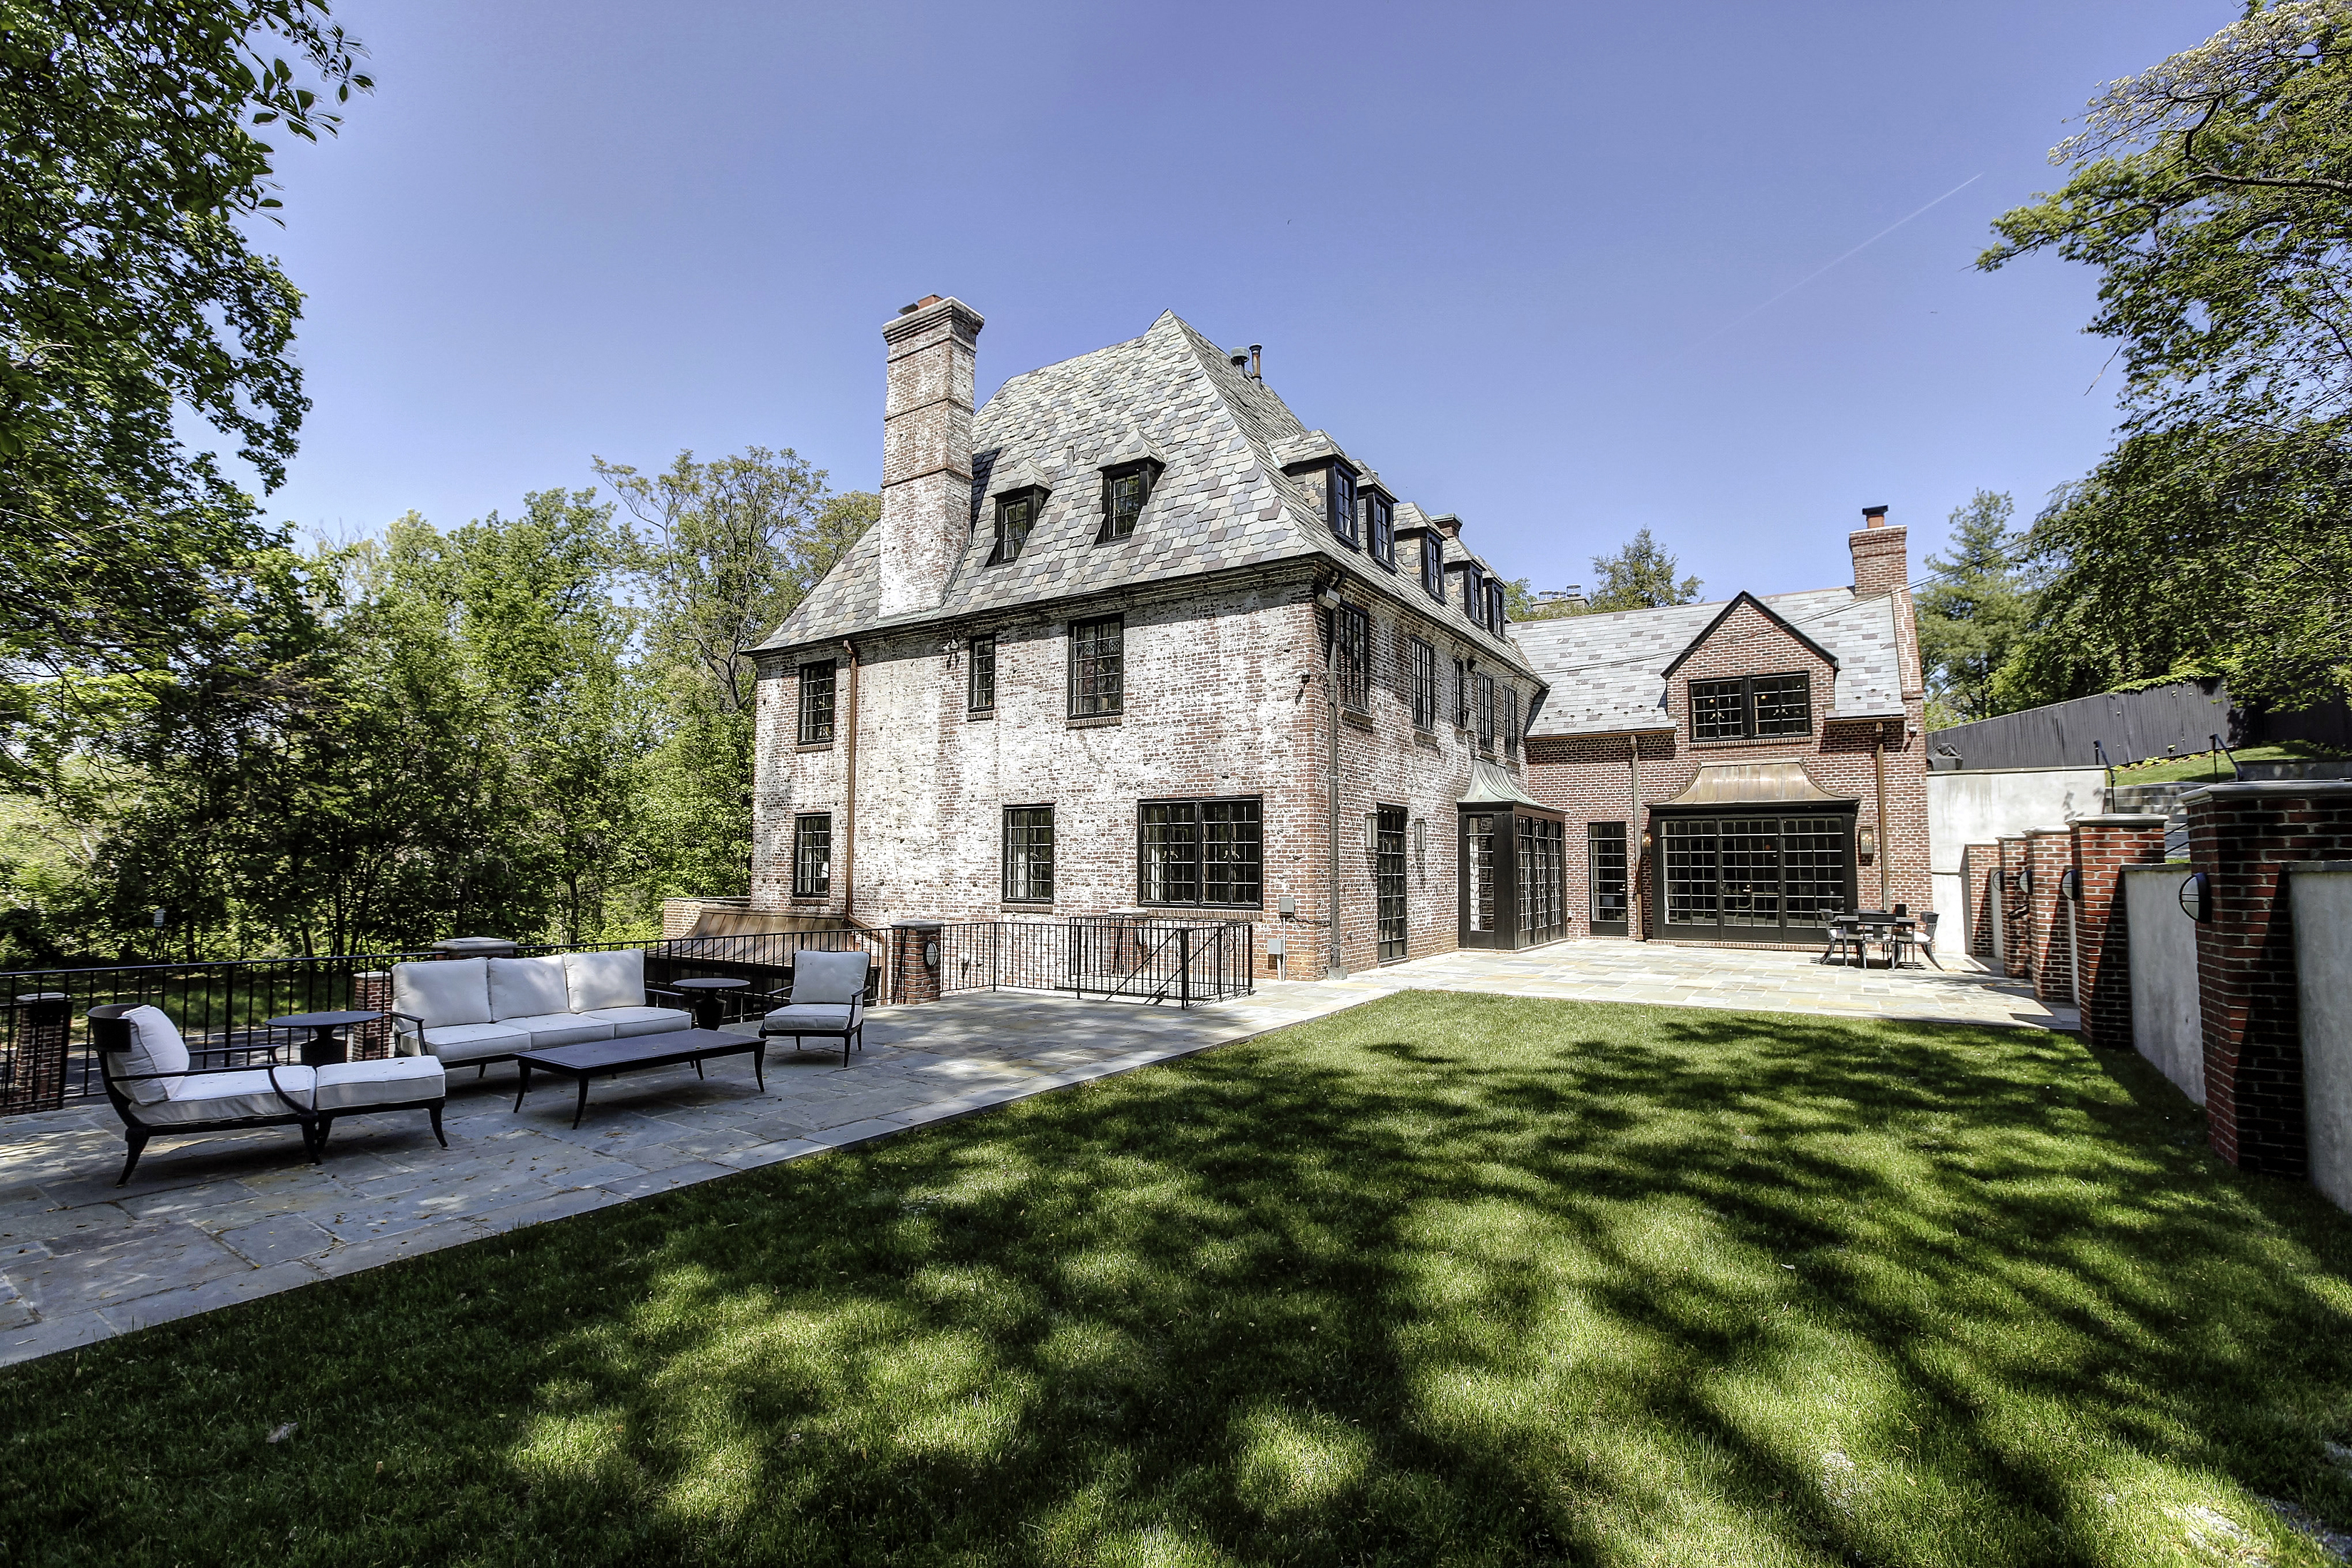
[2068,816,2170,1050]
[1998,837,2031,979]
[1961,842,1998,960]
[2028,828,2074,1004]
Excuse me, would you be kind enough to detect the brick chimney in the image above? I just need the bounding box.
[876,295,984,617]
[1430,513,1464,541]
[1849,505,1907,597]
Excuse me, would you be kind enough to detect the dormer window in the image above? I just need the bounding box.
[1484,579,1506,634]
[1420,532,1445,599]
[1461,564,1482,621]
[1098,460,1160,545]
[1326,465,1359,548]
[1367,492,1395,569]
[989,488,1044,566]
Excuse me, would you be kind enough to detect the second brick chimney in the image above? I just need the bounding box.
[1849,505,1907,597]
[877,296,984,617]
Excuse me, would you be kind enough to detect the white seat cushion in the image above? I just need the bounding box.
[564,949,646,1012]
[762,1004,857,1033]
[143,1066,317,1125]
[503,1013,615,1049]
[114,1006,190,1105]
[790,950,870,1006]
[314,1056,446,1113]
[392,959,492,1029]
[418,1020,532,1063]
[488,956,572,1021]
[582,1005,691,1038]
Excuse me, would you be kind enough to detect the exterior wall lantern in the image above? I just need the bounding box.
[2179,871,2212,923]
[924,939,939,969]
[2060,867,2081,902]
[1856,827,1877,862]
[1364,812,1381,852]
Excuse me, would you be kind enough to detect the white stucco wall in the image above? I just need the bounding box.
[2123,864,2203,1105]
[2292,864,2352,1212]
[1927,767,2109,875]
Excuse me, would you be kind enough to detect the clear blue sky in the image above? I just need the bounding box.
[246,0,2233,601]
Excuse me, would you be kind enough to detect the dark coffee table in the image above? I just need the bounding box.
[511,1029,765,1128]
[267,1010,381,1066]
[671,976,749,1031]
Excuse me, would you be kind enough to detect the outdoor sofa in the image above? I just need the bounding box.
[90,1003,448,1186]
[388,951,692,1072]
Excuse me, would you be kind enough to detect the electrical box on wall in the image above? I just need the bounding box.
[1265,934,1286,956]
[1278,894,1297,917]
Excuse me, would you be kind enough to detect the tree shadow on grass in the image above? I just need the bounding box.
[4,990,2352,1567]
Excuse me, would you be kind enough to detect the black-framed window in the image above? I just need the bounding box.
[1327,465,1359,547]
[797,661,835,745]
[1139,797,1262,907]
[1690,671,1812,741]
[1410,636,1438,730]
[1420,532,1445,599]
[969,633,996,713]
[1477,672,1497,753]
[990,489,1043,566]
[1334,604,1370,712]
[1484,579,1506,635]
[1003,806,1054,902]
[1098,461,1158,544]
[1453,658,1471,728]
[792,813,831,898]
[1368,494,1395,568]
[1462,566,1482,621]
[1070,615,1123,718]
[1505,686,1520,759]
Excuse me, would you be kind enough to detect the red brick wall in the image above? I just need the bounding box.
[2188,783,2352,1175]
[2028,829,2075,1004]
[2068,816,2171,1050]
[1997,837,2031,978]
[1961,842,1998,958]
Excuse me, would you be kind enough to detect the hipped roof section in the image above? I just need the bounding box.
[756,311,1539,681]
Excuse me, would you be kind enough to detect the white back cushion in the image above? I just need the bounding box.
[488,956,572,1020]
[564,949,645,1012]
[392,959,492,1029]
[115,1005,189,1105]
[793,949,870,1006]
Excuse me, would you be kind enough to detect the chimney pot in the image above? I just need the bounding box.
[1862,505,1889,529]
[1249,344,1262,381]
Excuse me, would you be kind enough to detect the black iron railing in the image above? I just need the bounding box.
[0,928,885,1118]
[932,917,1254,1006]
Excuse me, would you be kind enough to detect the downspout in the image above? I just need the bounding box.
[1872,723,1892,909]
[841,639,860,924]
[1626,734,1645,941]
[1326,615,1347,979]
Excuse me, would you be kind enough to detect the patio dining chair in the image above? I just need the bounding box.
[1819,917,1866,966]
[751,949,871,1067]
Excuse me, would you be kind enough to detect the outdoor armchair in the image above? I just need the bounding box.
[90,1004,448,1186]
[752,949,871,1067]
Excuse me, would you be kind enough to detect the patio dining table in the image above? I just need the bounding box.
[1823,912,1922,968]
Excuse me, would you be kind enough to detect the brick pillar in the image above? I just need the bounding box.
[891,922,942,1006]
[2068,815,2170,1049]
[351,971,393,1059]
[2028,829,2075,1004]
[661,899,698,939]
[2187,782,2352,1175]
[1962,843,1998,959]
[1998,837,2031,978]
[4,993,70,1114]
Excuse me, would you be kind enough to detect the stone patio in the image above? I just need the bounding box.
[0,939,2068,1366]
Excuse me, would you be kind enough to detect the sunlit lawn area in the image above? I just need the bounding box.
[6,991,2352,1565]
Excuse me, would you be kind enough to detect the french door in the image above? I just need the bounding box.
[1375,805,1408,962]
[1656,813,1853,941]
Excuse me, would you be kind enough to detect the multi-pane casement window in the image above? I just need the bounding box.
[791,813,831,898]
[1410,636,1438,730]
[1098,460,1159,544]
[1326,465,1360,547]
[1138,798,1263,907]
[990,488,1044,566]
[968,633,996,714]
[1069,615,1124,718]
[1484,579,1507,636]
[1461,566,1482,622]
[1689,672,1813,741]
[1333,604,1371,712]
[1002,806,1054,903]
[1505,687,1520,759]
[1477,672,1497,753]
[1453,658,1471,728]
[1367,492,1396,569]
[797,661,836,745]
[1420,532,1445,599]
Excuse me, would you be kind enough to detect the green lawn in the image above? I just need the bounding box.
[6,993,2352,1567]
[2112,741,2346,785]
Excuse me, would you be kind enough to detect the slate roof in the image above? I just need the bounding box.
[1510,586,1907,738]
[758,311,1539,679]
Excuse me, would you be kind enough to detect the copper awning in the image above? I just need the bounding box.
[1457,760,1554,810]
[1656,760,1853,808]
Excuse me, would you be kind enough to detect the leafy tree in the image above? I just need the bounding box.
[1981,1,2352,709]
[597,448,876,898]
[1914,491,2038,726]
[1587,528,1702,611]
[1,3,371,751]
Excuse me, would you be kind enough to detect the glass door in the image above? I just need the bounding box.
[1462,813,1497,945]
[1654,813,1853,940]
[1589,822,1628,936]
[1376,805,1408,962]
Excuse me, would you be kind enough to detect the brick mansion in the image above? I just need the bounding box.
[746,296,1928,976]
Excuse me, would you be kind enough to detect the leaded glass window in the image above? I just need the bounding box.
[968,634,995,713]
[1138,798,1262,907]
[798,662,835,745]
[1410,637,1438,730]
[792,813,830,898]
[1069,616,1123,717]
[1335,604,1370,712]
